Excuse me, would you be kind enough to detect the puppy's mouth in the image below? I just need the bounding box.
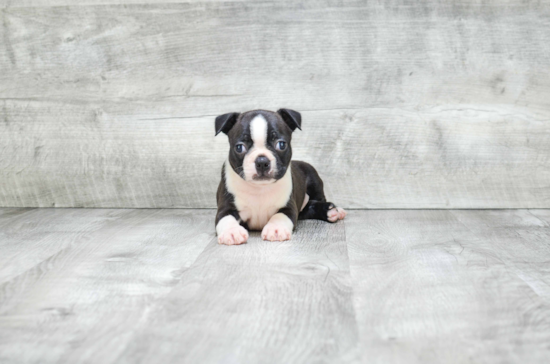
[252,174,275,182]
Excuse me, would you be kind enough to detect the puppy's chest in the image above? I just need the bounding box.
[224,161,293,230]
[233,187,290,230]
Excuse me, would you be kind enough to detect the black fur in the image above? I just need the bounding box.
[277,108,302,131]
[215,112,239,136]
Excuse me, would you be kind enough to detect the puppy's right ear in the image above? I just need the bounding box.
[215,112,239,136]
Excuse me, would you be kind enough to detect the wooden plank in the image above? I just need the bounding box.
[1,1,549,209]
[1,207,549,363]
[451,209,550,301]
[347,210,550,363]
[0,208,129,283]
[1,103,549,208]
[0,207,32,218]
[116,220,359,363]
[0,208,214,364]
[0,0,244,8]
[528,209,550,225]
[1,2,549,110]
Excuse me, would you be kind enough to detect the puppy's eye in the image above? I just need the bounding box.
[235,143,247,154]
[276,141,287,151]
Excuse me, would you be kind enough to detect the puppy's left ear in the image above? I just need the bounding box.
[277,108,302,132]
[215,112,240,136]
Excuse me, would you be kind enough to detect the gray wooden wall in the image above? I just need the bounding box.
[1,0,549,208]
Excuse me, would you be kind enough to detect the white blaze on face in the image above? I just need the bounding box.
[243,114,277,182]
[250,114,267,148]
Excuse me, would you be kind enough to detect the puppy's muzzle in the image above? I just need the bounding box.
[255,155,271,178]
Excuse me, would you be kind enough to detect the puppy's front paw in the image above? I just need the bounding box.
[218,225,249,245]
[327,206,346,222]
[261,222,292,242]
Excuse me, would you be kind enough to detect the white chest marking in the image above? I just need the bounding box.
[225,161,293,230]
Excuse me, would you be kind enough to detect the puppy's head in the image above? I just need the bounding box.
[215,109,301,184]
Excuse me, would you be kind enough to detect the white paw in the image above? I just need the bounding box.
[327,207,346,222]
[261,221,292,242]
[218,225,249,245]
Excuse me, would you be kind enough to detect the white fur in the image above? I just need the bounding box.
[261,213,294,241]
[216,215,249,245]
[301,193,309,211]
[225,161,292,230]
[242,115,277,181]
[250,114,267,148]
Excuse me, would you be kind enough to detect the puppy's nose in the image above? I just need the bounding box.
[255,156,271,173]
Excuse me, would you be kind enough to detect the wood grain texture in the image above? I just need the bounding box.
[1,208,550,362]
[0,209,358,363]
[0,207,129,283]
[1,1,549,208]
[1,105,549,208]
[347,209,550,364]
[0,208,215,364]
[0,0,243,7]
[117,219,359,364]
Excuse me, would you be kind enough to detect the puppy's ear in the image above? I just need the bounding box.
[215,112,239,136]
[277,108,302,132]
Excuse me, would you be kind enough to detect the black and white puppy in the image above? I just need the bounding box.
[215,109,346,245]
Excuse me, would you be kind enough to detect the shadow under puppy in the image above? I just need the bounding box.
[215,109,346,245]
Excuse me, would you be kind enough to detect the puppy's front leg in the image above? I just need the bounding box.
[215,173,249,245]
[216,213,249,246]
[261,206,297,242]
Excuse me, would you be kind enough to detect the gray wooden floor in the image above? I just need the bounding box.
[0,208,549,363]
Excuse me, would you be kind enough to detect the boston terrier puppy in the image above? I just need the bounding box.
[215,109,346,245]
